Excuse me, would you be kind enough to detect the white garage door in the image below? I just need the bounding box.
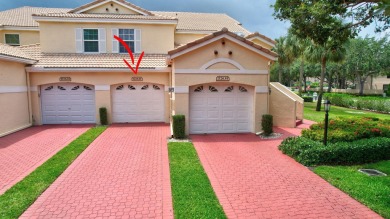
[112,84,165,123]
[190,84,253,134]
[41,83,96,124]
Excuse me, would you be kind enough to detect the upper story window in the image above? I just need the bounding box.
[119,29,135,53]
[112,28,141,53]
[5,34,20,46]
[83,29,99,52]
[75,28,106,53]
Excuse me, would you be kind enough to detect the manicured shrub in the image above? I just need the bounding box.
[303,96,313,102]
[279,137,390,166]
[172,115,185,139]
[387,86,390,96]
[261,114,273,136]
[99,107,108,125]
[301,117,390,143]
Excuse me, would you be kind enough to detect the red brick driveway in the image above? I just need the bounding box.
[21,123,173,219]
[0,125,90,195]
[192,126,382,219]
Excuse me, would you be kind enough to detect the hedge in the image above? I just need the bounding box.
[323,93,390,113]
[279,137,390,166]
[172,115,185,139]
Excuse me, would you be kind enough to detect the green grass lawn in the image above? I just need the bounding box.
[0,126,107,219]
[168,142,226,219]
[315,161,390,219]
[304,102,390,122]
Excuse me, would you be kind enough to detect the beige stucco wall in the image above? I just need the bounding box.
[269,85,296,128]
[84,2,140,14]
[1,30,40,45]
[250,38,274,50]
[29,71,170,125]
[366,75,390,90]
[175,33,207,46]
[39,22,175,54]
[0,59,30,136]
[173,39,270,70]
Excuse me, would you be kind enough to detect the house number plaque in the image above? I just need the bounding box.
[59,77,71,82]
[131,77,143,81]
[216,76,230,81]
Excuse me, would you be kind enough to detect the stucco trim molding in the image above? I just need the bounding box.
[0,86,28,93]
[95,85,110,91]
[175,86,189,94]
[32,16,177,25]
[200,58,244,70]
[255,86,269,93]
[246,36,275,47]
[175,69,268,74]
[26,67,171,73]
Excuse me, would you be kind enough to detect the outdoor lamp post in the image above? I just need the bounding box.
[323,100,331,145]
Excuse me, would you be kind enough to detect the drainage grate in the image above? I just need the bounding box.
[358,169,387,176]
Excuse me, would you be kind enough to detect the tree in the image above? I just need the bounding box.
[345,36,390,95]
[272,36,294,84]
[305,40,346,111]
[285,34,311,95]
[273,0,390,46]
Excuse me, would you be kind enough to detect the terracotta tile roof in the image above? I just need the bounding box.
[153,11,250,34]
[68,0,154,15]
[245,32,276,44]
[32,13,176,21]
[0,43,36,61]
[19,44,167,68]
[0,7,70,27]
[168,28,277,58]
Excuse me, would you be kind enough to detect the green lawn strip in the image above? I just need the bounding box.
[314,160,390,218]
[0,126,107,219]
[304,102,390,122]
[168,142,226,219]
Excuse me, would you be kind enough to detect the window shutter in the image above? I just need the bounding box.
[135,29,141,53]
[98,28,106,53]
[75,28,83,53]
[112,28,119,53]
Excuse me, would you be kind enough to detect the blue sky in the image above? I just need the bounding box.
[0,0,386,39]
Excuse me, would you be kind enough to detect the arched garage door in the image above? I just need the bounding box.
[41,83,96,124]
[190,84,254,134]
[112,84,165,123]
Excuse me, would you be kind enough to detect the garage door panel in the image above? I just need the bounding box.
[112,84,165,123]
[190,84,253,134]
[41,83,96,124]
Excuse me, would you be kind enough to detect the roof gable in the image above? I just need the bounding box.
[245,32,276,47]
[168,28,277,61]
[68,0,153,15]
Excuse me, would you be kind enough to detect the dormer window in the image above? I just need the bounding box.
[83,29,99,52]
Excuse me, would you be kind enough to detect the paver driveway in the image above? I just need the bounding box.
[0,125,90,195]
[192,126,382,219]
[21,123,173,219]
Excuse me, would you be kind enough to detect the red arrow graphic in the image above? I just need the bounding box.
[114,35,144,74]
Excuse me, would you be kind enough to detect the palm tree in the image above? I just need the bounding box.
[285,34,311,96]
[273,36,294,84]
[305,41,346,111]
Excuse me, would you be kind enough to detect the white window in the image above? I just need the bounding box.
[112,28,141,53]
[75,28,106,53]
[5,34,20,46]
[83,29,99,52]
